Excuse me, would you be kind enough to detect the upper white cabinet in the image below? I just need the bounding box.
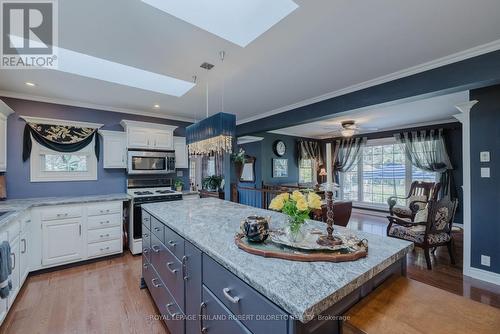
[99,130,127,168]
[0,99,14,172]
[174,136,189,168]
[120,120,177,150]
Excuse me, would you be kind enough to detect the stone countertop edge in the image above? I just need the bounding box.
[143,198,414,323]
[0,193,131,227]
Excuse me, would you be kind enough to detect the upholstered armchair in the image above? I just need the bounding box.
[387,198,458,270]
[387,181,441,221]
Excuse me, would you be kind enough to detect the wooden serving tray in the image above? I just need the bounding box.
[235,233,368,262]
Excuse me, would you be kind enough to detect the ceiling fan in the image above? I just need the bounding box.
[321,120,378,137]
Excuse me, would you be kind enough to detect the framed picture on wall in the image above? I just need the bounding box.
[272,158,288,178]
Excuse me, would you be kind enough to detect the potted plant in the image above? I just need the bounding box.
[231,148,246,178]
[174,178,184,192]
[202,175,223,192]
[269,191,322,242]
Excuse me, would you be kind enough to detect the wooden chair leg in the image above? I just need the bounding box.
[447,241,456,265]
[424,247,432,270]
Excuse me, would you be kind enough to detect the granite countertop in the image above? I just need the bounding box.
[143,198,413,323]
[0,193,131,227]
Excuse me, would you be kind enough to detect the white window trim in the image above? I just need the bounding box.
[339,137,439,210]
[30,137,98,182]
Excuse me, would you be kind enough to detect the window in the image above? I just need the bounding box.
[299,159,314,184]
[207,157,216,176]
[30,140,97,182]
[339,138,438,208]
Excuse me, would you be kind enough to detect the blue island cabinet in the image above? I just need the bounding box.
[141,207,407,334]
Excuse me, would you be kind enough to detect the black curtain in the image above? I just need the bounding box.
[23,123,100,162]
[394,129,455,198]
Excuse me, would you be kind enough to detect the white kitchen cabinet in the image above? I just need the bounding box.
[0,231,7,323]
[100,130,127,168]
[120,119,177,150]
[174,136,188,168]
[0,100,13,172]
[8,236,20,308]
[42,218,84,266]
[19,231,29,284]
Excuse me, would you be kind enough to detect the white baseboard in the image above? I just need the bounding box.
[464,266,500,286]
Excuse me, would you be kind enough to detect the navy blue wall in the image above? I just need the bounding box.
[2,97,191,199]
[469,86,500,274]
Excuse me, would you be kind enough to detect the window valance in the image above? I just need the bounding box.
[23,123,100,162]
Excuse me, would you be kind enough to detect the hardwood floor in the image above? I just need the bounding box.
[1,212,498,333]
[0,254,170,334]
[349,212,500,309]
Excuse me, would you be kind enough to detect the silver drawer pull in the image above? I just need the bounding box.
[166,262,178,274]
[154,227,161,232]
[100,234,110,238]
[143,233,149,238]
[165,303,179,317]
[222,288,240,304]
[100,246,110,251]
[151,245,160,253]
[168,240,177,247]
[143,263,148,268]
[151,278,161,288]
[56,213,69,217]
[100,220,110,224]
[142,248,149,254]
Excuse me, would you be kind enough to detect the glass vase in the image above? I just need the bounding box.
[285,217,306,243]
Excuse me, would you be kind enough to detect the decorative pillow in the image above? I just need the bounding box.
[414,204,429,223]
[408,195,427,209]
[434,207,450,230]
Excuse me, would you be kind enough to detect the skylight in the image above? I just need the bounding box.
[142,0,298,47]
[9,35,195,97]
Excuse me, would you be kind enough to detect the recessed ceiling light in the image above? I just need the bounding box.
[142,0,298,47]
[25,82,36,87]
[153,104,160,109]
[9,35,196,97]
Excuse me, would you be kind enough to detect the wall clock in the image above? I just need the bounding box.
[273,140,286,157]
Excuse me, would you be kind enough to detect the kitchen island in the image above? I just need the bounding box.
[142,198,413,334]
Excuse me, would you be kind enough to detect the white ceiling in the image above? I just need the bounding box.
[1,0,499,123]
[269,91,468,139]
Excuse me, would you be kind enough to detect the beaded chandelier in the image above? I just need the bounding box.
[186,112,236,156]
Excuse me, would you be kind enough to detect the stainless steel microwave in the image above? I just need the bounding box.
[127,150,175,174]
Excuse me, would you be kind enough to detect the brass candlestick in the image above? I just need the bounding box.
[317,190,343,246]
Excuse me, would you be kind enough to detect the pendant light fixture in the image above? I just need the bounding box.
[186,51,236,156]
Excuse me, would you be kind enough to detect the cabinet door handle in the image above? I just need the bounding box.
[154,227,160,232]
[21,238,27,254]
[100,234,110,238]
[142,248,149,254]
[165,303,179,317]
[222,288,240,304]
[10,252,15,270]
[166,262,178,274]
[199,302,207,334]
[143,263,148,269]
[168,240,176,247]
[142,233,149,238]
[79,224,82,236]
[182,255,188,280]
[151,245,160,253]
[151,278,161,288]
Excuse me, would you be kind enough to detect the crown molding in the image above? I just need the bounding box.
[0,90,195,123]
[20,115,104,129]
[236,39,500,125]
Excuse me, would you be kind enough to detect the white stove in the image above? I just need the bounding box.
[127,187,182,198]
[127,178,183,254]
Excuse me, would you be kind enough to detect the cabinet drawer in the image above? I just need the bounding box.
[41,206,82,221]
[202,285,251,334]
[87,202,122,216]
[144,263,185,334]
[87,226,121,243]
[87,213,121,230]
[157,246,185,312]
[142,224,151,263]
[164,225,184,260]
[203,256,288,334]
[87,239,121,258]
[150,216,165,244]
[142,210,151,231]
